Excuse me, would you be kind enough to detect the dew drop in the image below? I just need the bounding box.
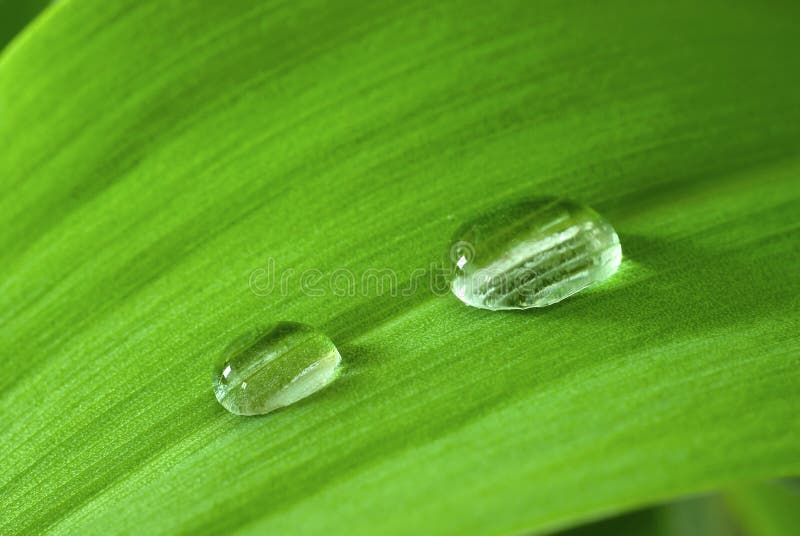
[213,322,341,416]
[450,198,622,310]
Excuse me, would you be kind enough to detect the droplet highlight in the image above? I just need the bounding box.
[450,198,622,310]
[214,322,341,416]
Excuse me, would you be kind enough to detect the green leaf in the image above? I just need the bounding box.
[0,0,49,50]
[724,481,800,536]
[557,483,800,536]
[1,0,799,534]
[558,494,741,536]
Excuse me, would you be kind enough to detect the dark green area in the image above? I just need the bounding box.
[558,482,800,536]
[0,0,49,50]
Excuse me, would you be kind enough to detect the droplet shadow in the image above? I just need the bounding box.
[550,232,796,336]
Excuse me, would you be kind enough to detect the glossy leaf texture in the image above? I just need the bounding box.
[1,0,799,534]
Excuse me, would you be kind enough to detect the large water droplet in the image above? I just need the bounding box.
[450,198,621,310]
[213,322,341,416]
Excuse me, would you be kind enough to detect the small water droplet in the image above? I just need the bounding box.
[450,198,622,310]
[213,322,341,416]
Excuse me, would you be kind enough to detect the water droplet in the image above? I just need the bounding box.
[450,198,622,310]
[213,322,341,416]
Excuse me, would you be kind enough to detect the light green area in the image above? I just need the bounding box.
[1,0,799,534]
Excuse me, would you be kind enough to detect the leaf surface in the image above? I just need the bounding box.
[1,1,799,534]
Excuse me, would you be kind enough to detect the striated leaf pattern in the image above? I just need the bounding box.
[1,0,799,534]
